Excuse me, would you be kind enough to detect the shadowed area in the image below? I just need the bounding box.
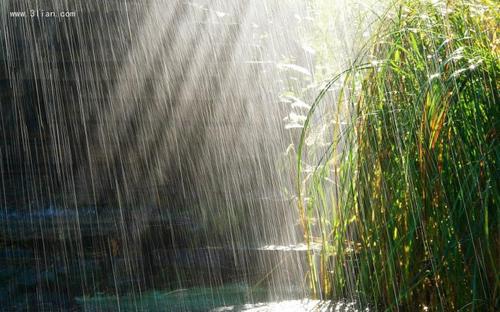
[0,0,316,310]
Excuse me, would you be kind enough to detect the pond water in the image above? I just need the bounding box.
[0,238,363,311]
[0,206,366,311]
[76,286,336,312]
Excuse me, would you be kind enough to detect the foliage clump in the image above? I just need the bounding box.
[298,0,499,310]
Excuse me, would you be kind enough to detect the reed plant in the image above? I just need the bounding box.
[298,0,499,310]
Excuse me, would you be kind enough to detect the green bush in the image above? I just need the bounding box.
[298,0,499,310]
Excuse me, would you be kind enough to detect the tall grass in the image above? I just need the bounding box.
[298,0,498,310]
